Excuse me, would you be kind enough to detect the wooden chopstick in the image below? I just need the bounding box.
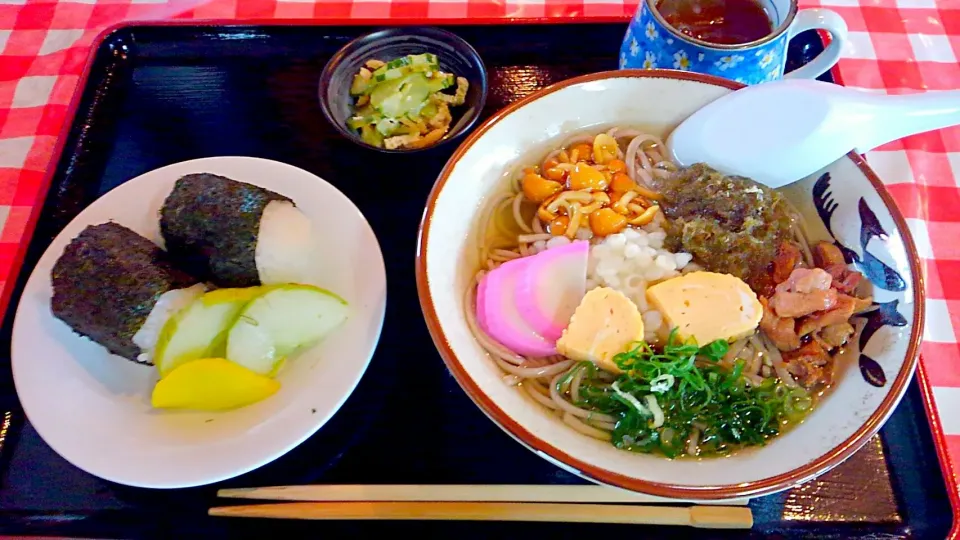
[208,501,753,528]
[217,484,750,506]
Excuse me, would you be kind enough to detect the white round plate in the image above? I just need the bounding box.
[12,156,387,489]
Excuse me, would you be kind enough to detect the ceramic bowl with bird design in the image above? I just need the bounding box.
[416,70,923,500]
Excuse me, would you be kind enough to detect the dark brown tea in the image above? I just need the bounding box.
[656,0,775,45]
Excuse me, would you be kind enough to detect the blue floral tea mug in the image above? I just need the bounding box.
[620,0,848,84]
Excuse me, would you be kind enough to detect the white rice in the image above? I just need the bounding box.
[256,200,318,286]
[132,283,207,364]
[585,218,694,342]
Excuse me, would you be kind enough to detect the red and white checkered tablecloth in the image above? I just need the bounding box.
[2,0,960,522]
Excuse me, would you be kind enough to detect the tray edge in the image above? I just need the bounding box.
[0,18,954,536]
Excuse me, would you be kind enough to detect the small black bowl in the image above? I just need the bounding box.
[318,27,488,154]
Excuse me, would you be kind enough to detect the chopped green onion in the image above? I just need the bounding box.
[644,395,665,428]
[650,374,675,393]
[563,328,814,458]
[611,380,649,416]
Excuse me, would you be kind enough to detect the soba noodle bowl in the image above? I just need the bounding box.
[466,127,874,458]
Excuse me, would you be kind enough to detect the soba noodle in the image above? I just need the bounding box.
[466,127,858,458]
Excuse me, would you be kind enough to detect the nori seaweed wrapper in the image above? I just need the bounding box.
[160,173,291,287]
[50,222,200,363]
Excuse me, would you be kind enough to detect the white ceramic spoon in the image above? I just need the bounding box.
[667,79,960,188]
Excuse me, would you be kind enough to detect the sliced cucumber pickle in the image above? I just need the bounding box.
[371,73,431,118]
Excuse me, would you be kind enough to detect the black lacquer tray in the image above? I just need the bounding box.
[0,21,952,538]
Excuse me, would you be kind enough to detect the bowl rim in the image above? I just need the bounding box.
[415,68,925,500]
[317,26,489,154]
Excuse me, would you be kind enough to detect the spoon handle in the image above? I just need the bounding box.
[855,90,960,153]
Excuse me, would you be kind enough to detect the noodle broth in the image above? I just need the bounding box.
[467,126,874,459]
[421,72,919,496]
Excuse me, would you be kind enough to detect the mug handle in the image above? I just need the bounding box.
[783,8,849,80]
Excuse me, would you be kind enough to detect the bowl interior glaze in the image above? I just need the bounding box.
[416,70,923,500]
